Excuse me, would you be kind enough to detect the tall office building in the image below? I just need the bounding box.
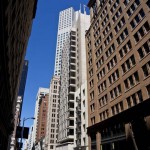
[57,9,90,150]
[45,76,60,150]
[54,7,75,76]
[86,0,150,150]
[0,1,37,149]
[32,88,49,148]
[18,60,29,99]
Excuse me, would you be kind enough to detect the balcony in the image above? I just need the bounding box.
[69,58,76,64]
[69,64,76,71]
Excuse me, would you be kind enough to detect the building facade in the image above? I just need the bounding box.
[54,7,75,76]
[86,0,150,150]
[26,126,34,150]
[32,88,49,148]
[0,1,37,149]
[57,9,90,150]
[9,60,29,149]
[45,76,60,150]
[36,93,49,143]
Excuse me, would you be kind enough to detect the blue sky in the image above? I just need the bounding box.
[21,0,89,128]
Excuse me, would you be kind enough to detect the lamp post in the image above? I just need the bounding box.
[20,117,35,149]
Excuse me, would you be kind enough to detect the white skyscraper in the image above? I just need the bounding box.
[54,7,75,76]
[56,8,90,150]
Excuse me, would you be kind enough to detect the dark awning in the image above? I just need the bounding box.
[87,98,150,134]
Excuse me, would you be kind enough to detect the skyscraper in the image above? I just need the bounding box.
[86,0,150,149]
[57,9,90,150]
[0,1,37,149]
[18,60,29,117]
[54,7,75,76]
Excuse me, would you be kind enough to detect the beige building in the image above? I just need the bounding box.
[45,76,60,150]
[86,0,150,150]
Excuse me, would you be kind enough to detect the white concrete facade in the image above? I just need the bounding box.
[32,88,49,148]
[74,82,89,149]
[54,7,75,76]
[73,12,90,150]
[57,9,90,150]
[45,76,60,150]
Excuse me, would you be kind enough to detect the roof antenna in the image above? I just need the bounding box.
[83,4,87,15]
[80,3,81,13]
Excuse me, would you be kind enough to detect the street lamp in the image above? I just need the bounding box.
[20,117,35,149]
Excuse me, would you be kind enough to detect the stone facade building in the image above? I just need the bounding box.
[86,0,150,149]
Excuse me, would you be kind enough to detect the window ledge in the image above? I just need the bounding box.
[143,74,150,81]
[122,64,136,76]
[110,94,122,102]
[139,52,150,62]
[125,82,140,93]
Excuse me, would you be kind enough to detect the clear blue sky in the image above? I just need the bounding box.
[21,0,89,128]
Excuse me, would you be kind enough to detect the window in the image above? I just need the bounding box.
[99,94,108,107]
[93,19,99,31]
[142,61,150,77]
[130,9,145,29]
[127,0,140,17]
[96,56,104,69]
[105,44,115,59]
[102,14,109,28]
[91,117,95,125]
[114,17,125,34]
[89,69,93,77]
[90,91,94,100]
[88,58,92,67]
[137,39,150,59]
[119,40,132,58]
[126,90,143,108]
[110,84,121,100]
[146,84,150,98]
[88,49,92,58]
[108,69,119,84]
[97,67,106,80]
[95,36,101,47]
[100,109,109,121]
[94,27,100,39]
[90,103,95,113]
[111,102,123,115]
[112,7,122,23]
[124,72,139,90]
[89,79,94,88]
[95,46,103,58]
[147,0,150,9]
[100,6,107,21]
[107,55,117,71]
[134,22,150,43]
[104,33,113,47]
[117,28,129,45]
[98,80,107,94]
[123,0,131,6]
[103,23,111,37]
[110,0,119,14]
[121,55,136,73]
[92,2,97,17]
